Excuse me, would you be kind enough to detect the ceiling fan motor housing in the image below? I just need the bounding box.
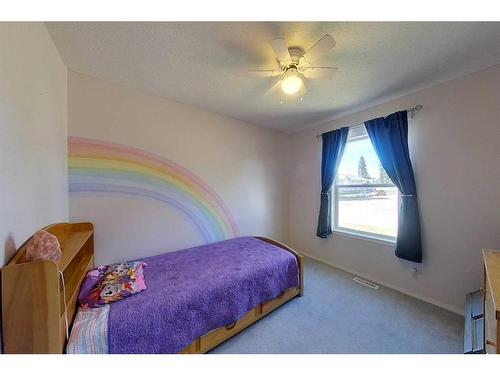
[283,47,308,73]
[284,65,298,74]
[288,47,305,63]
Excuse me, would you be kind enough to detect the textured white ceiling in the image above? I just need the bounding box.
[46,22,500,133]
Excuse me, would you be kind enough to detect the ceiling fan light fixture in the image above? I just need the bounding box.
[254,34,337,99]
[281,72,302,95]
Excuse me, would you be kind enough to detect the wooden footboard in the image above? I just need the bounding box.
[179,236,304,354]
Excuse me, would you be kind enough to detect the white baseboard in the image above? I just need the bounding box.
[301,251,464,316]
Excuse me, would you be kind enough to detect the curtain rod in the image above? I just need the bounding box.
[315,105,423,139]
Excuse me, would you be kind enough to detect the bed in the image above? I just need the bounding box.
[1,222,304,354]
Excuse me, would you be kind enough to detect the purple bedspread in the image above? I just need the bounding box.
[108,237,299,353]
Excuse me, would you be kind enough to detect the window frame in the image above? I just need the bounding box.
[332,126,399,244]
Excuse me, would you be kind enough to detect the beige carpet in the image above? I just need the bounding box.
[210,257,463,354]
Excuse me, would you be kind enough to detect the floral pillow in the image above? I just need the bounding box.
[78,261,147,308]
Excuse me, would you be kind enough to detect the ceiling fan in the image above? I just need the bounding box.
[249,34,337,101]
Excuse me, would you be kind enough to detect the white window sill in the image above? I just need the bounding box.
[332,228,396,247]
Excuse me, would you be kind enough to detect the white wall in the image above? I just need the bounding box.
[68,72,290,265]
[0,23,68,267]
[289,64,500,314]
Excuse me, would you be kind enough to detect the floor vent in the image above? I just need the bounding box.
[352,277,380,290]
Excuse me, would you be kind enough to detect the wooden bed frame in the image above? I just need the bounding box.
[1,223,304,354]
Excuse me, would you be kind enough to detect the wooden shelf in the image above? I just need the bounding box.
[483,248,500,354]
[58,230,93,271]
[60,250,94,316]
[2,222,94,353]
[484,249,500,318]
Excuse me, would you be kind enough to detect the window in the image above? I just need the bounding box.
[333,125,398,242]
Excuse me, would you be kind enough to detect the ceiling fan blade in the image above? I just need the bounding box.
[269,39,291,65]
[264,79,283,96]
[302,66,338,79]
[247,69,283,77]
[303,34,336,63]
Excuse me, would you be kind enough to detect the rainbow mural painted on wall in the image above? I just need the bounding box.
[68,137,238,243]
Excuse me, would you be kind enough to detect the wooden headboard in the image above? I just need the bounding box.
[1,222,94,353]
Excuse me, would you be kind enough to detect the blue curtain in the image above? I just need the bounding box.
[316,127,349,238]
[364,111,422,263]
